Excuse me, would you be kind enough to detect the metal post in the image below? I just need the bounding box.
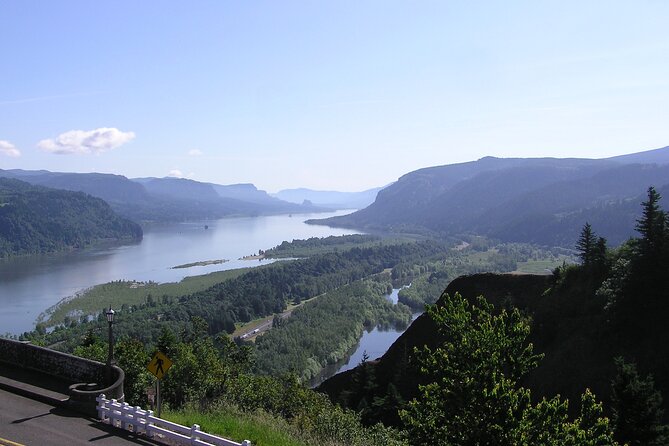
[107,320,114,365]
[156,379,161,418]
[105,306,115,384]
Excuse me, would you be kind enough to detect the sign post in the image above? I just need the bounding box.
[147,351,173,418]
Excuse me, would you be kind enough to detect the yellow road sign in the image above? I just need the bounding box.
[147,351,173,379]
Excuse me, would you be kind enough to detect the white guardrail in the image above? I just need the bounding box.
[96,394,251,446]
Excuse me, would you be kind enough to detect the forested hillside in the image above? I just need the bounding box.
[0,178,142,257]
[0,169,324,223]
[320,186,669,445]
[312,146,669,247]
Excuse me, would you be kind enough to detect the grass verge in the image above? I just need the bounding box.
[163,406,307,446]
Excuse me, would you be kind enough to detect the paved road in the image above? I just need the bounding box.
[0,388,159,446]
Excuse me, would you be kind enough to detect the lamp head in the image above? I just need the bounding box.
[106,306,115,323]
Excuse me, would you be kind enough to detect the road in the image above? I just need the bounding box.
[0,388,159,446]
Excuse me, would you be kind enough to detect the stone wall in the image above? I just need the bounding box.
[0,338,124,416]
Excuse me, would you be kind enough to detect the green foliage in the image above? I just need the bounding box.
[399,293,617,446]
[115,338,152,406]
[40,269,250,328]
[20,240,448,357]
[0,177,142,257]
[73,318,407,446]
[611,358,669,446]
[395,242,567,309]
[635,186,667,262]
[164,405,309,446]
[576,222,608,267]
[160,319,230,408]
[264,234,392,258]
[254,277,411,381]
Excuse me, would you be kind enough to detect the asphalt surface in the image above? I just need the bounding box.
[0,388,160,446]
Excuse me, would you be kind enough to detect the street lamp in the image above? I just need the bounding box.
[105,306,115,383]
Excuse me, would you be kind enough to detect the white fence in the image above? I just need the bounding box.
[96,394,251,446]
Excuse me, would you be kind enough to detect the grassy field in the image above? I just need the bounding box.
[164,406,307,446]
[39,267,252,327]
[513,257,571,274]
[514,256,573,274]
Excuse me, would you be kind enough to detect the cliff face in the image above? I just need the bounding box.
[321,264,669,425]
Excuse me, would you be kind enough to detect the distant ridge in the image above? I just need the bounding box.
[0,170,327,224]
[606,145,669,165]
[274,186,385,210]
[309,145,669,247]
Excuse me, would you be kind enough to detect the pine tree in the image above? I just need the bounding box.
[635,186,666,261]
[611,357,669,446]
[593,236,608,269]
[577,222,596,265]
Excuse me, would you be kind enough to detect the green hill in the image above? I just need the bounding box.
[0,178,142,257]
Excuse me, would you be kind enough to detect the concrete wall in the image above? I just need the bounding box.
[0,338,124,416]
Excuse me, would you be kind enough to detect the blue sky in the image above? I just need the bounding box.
[1,1,668,192]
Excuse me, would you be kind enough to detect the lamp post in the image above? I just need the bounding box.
[105,306,115,384]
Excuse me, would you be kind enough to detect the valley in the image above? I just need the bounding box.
[2,148,669,446]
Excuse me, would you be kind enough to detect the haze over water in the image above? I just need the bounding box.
[0,211,359,335]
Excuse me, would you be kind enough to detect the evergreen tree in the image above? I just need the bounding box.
[611,357,669,446]
[593,236,608,269]
[577,223,596,266]
[635,186,666,261]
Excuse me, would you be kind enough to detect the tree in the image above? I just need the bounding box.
[400,292,618,445]
[611,357,668,446]
[593,236,608,269]
[635,186,666,261]
[577,222,596,265]
[115,338,152,406]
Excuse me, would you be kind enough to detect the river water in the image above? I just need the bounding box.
[0,210,360,335]
[310,288,422,387]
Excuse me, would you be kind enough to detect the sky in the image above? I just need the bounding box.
[1,1,668,192]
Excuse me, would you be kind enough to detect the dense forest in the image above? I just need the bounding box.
[254,275,412,381]
[0,178,142,257]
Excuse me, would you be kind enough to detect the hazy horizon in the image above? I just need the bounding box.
[1,1,668,192]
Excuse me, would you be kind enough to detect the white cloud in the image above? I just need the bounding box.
[38,127,135,155]
[188,149,203,156]
[0,140,21,157]
[167,169,184,178]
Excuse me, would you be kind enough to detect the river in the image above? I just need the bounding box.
[0,210,360,335]
[309,288,422,387]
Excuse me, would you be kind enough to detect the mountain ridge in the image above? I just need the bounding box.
[309,146,669,246]
[0,170,327,223]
